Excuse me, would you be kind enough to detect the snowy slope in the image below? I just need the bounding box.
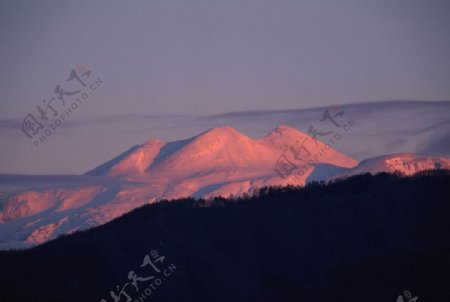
[334,153,450,178]
[0,126,448,250]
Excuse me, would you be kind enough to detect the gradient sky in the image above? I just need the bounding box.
[1,0,450,120]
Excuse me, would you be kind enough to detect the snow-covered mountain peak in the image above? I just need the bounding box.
[86,139,166,177]
[1,125,448,250]
[200,125,242,136]
[188,126,253,148]
[339,153,450,177]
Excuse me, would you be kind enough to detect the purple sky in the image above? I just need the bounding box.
[0,0,450,174]
[1,0,450,119]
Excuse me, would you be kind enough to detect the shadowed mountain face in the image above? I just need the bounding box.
[0,172,449,302]
[0,125,449,249]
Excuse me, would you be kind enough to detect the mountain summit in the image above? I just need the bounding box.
[0,126,448,249]
[86,125,357,184]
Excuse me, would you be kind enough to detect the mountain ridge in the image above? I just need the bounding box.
[0,125,448,249]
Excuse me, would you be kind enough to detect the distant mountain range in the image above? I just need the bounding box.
[2,100,449,175]
[0,124,449,249]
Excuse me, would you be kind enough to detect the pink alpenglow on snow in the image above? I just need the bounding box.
[0,126,448,249]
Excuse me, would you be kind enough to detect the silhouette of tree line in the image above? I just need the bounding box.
[0,170,449,302]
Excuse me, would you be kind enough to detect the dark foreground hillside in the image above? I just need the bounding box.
[0,171,449,302]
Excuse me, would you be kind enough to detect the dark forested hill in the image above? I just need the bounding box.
[0,171,449,302]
